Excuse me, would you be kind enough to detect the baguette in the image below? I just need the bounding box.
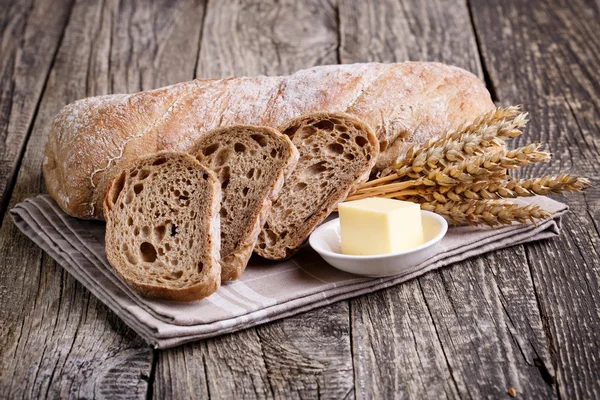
[104,152,221,302]
[44,62,495,220]
[189,125,299,281]
[255,112,378,260]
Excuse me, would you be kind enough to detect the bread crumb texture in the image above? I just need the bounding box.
[104,152,221,302]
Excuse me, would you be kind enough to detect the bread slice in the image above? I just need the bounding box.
[254,112,379,260]
[103,152,221,302]
[189,126,299,281]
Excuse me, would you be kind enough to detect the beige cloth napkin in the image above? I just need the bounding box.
[10,195,567,349]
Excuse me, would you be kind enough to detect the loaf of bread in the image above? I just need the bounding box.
[43,62,494,220]
[255,113,378,260]
[104,152,221,302]
[189,125,299,281]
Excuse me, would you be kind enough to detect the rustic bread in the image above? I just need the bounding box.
[44,62,495,219]
[103,152,221,302]
[189,125,299,281]
[254,112,378,260]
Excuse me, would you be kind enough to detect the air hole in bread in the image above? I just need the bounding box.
[234,143,246,153]
[379,140,388,152]
[294,182,307,191]
[130,169,138,178]
[171,259,179,266]
[327,143,344,155]
[154,225,166,242]
[203,143,219,156]
[355,136,368,147]
[366,154,372,161]
[345,153,355,161]
[270,148,278,158]
[124,249,138,265]
[152,157,167,166]
[304,161,328,177]
[220,208,228,218]
[139,169,151,180]
[250,134,267,147]
[314,120,334,131]
[134,227,140,236]
[282,127,296,137]
[280,231,288,239]
[298,126,316,139]
[157,247,165,256]
[337,125,348,133]
[110,172,127,206]
[242,187,249,196]
[172,270,183,279]
[133,183,143,195]
[140,242,157,262]
[202,173,209,180]
[165,243,172,251]
[127,216,133,226]
[142,226,151,237]
[219,166,231,189]
[215,149,231,166]
[246,168,255,178]
[266,230,277,244]
[197,261,204,273]
[170,224,178,237]
[341,133,350,140]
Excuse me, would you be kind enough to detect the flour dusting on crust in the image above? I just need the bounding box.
[43,62,494,219]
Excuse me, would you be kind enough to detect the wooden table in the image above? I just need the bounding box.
[1,0,599,398]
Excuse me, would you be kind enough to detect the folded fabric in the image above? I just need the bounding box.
[10,195,567,349]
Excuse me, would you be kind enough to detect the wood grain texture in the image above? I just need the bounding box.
[0,0,73,224]
[153,1,354,398]
[471,0,600,398]
[196,0,338,79]
[0,0,207,397]
[339,0,558,398]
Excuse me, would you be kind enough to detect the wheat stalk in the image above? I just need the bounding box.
[345,106,590,227]
[417,199,552,227]
[394,175,591,203]
[388,106,528,179]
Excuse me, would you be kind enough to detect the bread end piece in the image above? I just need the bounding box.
[103,152,221,302]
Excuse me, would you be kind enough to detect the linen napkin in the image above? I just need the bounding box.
[10,195,567,349]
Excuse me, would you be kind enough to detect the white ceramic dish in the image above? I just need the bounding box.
[309,210,448,277]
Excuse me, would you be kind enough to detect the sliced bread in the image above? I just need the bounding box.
[254,112,379,260]
[103,152,221,302]
[189,126,299,281]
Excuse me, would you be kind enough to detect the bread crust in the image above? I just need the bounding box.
[188,125,299,281]
[44,62,494,220]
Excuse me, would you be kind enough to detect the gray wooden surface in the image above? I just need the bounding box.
[0,0,598,398]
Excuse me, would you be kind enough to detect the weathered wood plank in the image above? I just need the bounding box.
[154,1,353,398]
[471,0,600,397]
[0,0,73,223]
[196,0,338,78]
[0,0,207,397]
[339,0,558,398]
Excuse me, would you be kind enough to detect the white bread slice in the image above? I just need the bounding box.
[103,152,221,302]
[255,112,379,260]
[189,126,299,281]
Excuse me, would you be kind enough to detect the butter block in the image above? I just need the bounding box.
[338,197,424,255]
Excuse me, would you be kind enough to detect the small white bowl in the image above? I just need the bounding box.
[309,210,448,277]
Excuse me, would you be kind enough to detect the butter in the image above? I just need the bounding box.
[338,198,425,255]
